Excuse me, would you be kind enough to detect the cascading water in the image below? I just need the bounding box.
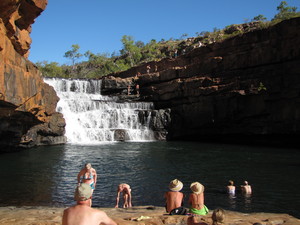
[44,78,155,144]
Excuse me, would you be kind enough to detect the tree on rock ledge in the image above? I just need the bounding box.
[64,44,83,69]
[273,1,300,21]
[120,35,142,67]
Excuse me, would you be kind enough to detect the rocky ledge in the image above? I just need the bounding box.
[0,0,66,152]
[102,17,300,146]
[0,206,299,225]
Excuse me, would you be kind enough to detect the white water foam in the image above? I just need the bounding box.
[44,78,155,144]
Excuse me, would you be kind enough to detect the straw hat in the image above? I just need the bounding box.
[190,182,204,194]
[169,179,183,191]
[74,183,92,201]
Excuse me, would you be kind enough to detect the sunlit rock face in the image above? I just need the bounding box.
[102,18,300,146]
[0,0,66,152]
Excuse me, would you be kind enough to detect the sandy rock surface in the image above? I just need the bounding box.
[0,206,299,225]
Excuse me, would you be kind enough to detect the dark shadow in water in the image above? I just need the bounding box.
[0,145,65,206]
[0,142,299,219]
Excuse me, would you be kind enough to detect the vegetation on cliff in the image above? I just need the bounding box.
[36,1,300,79]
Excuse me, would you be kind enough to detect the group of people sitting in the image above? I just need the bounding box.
[164,179,209,215]
[62,163,252,225]
[165,179,228,225]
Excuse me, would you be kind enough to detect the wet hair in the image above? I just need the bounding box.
[212,208,225,225]
[85,163,92,169]
[228,180,234,185]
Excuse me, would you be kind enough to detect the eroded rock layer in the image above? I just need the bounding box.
[102,18,300,146]
[0,0,66,152]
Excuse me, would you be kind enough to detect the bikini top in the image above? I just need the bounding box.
[83,172,93,180]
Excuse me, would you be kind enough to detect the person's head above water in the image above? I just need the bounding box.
[228,180,234,186]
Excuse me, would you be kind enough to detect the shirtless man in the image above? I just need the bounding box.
[164,179,185,214]
[241,180,252,194]
[62,183,117,225]
[115,183,132,208]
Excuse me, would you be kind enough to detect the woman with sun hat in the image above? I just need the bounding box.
[188,181,209,215]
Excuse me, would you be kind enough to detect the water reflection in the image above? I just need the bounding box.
[0,142,299,219]
[227,193,236,210]
[243,194,252,211]
[0,145,65,206]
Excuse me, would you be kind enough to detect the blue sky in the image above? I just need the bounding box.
[28,0,300,65]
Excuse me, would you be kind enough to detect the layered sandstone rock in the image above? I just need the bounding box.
[0,0,66,152]
[0,206,299,225]
[102,18,300,146]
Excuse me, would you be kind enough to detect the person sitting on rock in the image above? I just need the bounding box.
[187,208,225,225]
[211,208,225,225]
[62,183,117,225]
[241,180,252,195]
[164,179,187,215]
[188,182,209,215]
[115,183,132,208]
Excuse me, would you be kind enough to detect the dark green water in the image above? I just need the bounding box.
[0,142,299,218]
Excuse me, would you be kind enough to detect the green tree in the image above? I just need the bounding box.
[64,44,83,69]
[135,40,145,48]
[120,35,142,67]
[142,39,163,61]
[252,14,267,22]
[180,33,188,40]
[84,50,97,62]
[36,61,64,77]
[273,1,299,21]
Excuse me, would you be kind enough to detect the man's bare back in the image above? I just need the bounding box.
[165,179,184,213]
[62,183,117,225]
[62,204,116,225]
[164,191,184,213]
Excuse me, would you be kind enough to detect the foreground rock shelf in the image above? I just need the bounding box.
[0,206,299,225]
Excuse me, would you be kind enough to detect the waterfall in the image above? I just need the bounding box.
[44,78,155,144]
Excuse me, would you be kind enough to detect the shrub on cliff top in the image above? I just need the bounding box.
[36,1,300,79]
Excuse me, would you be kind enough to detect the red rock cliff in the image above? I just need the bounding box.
[102,18,300,146]
[0,0,66,152]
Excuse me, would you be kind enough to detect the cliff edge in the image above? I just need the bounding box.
[0,0,66,152]
[102,17,300,146]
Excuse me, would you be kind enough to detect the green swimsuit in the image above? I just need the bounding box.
[190,205,209,215]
